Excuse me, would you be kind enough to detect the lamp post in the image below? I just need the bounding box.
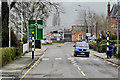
[21,0,23,43]
[116,0,120,55]
[8,0,11,47]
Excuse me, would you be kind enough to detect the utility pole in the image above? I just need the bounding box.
[88,10,91,43]
[9,0,11,47]
[117,0,119,55]
[95,22,98,43]
[21,0,23,43]
[26,0,29,51]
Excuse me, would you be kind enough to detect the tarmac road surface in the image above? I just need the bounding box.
[21,42,118,80]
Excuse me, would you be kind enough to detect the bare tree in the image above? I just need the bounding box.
[76,8,112,39]
[10,1,62,40]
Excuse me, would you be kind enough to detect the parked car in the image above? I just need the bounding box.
[41,40,46,45]
[73,42,90,57]
[46,39,52,44]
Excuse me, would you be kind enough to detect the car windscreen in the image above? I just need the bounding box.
[76,43,89,48]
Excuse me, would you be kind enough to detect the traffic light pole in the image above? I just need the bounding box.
[32,34,35,59]
[106,31,110,54]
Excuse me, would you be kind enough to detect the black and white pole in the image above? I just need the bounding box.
[32,31,35,59]
[106,31,110,52]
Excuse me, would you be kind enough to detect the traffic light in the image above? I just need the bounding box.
[107,31,110,35]
[32,31,35,35]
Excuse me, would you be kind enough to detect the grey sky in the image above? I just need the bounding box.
[46,1,117,29]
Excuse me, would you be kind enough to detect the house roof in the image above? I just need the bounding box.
[110,4,120,18]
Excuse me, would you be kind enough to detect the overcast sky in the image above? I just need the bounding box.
[46,1,117,29]
[0,0,118,28]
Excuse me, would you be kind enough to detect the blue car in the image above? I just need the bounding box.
[73,42,90,57]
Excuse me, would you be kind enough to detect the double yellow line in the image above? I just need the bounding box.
[20,48,48,80]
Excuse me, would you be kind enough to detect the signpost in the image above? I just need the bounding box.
[86,33,91,37]
[28,20,43,40]
[86,33,91,42]
[28,20,43,59]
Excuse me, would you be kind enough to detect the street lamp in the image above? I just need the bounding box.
[21,0,23,43]
[8,0,11,47]
[116,0,120,55]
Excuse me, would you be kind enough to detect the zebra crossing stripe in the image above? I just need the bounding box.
[55,58,62,60]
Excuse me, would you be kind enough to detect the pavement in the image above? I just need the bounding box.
[0,46,48,79]
[91,50,120,67]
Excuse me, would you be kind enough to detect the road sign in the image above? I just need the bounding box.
[28,20,43,40]
[86,33,91,37]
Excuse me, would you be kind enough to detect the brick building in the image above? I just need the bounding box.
[72,25,86,42]
[107,2,120,35]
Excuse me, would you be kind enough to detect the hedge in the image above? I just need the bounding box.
[112,46,120,58]
[89,40,120,58]
[0,47,20,67]
[99,40,120,45]
[98,43,107,53]
[89,42,96,49]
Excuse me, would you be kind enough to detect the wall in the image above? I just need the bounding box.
[23,42,29,53]
[72,31,86,42]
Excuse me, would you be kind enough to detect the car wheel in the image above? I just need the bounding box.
[74,54,77,57]
[86,55,89,57]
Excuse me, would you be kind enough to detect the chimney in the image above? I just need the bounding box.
[107,2,110,16]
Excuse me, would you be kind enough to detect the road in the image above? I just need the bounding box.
[21,42,118,79]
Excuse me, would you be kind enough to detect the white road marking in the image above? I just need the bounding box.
[77,67,81,71]
[79,58,88,60]
[73,63,77,66]
[71,61,76,64]
[68,57,74,60]
[55,58,62,60]
[75,65,79,67]
[42,58,49,61]
[81,71,86,76]
[71,59,74,61]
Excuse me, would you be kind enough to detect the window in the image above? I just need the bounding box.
[79,35,82,41]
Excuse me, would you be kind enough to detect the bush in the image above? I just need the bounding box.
[112,46,117,56]
[98,40,120,45]
[116,47,120,58]
[113,46,120,58]
[97,38,102,43]
[98,43,107,53]
[93,43,98,51]
[110,34,117,40]
[89,42,96,49]
[1,47,20,67]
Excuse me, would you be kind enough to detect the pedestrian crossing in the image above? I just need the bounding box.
[42,58,49,61]
[41,57,89,61]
